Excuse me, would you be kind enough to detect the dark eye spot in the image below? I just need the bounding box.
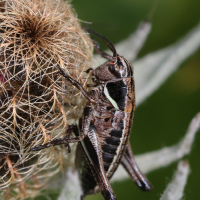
[106,107,112,110]
[110,130,122,138]
[104,118,110,122]
[102,152,114,163]
[106,137,120,146]
[102,144,117,154]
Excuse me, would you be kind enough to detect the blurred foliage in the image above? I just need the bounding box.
[71,0,200,200]
[37,0,200,200]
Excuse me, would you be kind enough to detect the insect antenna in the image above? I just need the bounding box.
[85,28,117,57]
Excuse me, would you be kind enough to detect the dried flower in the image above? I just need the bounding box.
[0,0,92,199]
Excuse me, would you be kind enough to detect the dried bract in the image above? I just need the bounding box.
[0,0,93,199]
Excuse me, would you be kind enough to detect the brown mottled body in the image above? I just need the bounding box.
[75,74,134,195]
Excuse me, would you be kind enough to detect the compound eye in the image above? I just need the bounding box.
[108,62,120,76]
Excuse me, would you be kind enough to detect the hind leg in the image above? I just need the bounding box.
[121,141,152,191]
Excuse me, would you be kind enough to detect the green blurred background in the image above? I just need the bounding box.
[40,0,200,199]
[72,0,200,200]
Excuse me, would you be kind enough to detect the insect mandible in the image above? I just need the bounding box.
[32,29,152,200]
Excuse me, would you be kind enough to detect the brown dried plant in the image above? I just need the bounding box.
[0,0,93,199]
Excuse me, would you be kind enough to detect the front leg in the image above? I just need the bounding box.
[31,105,93,151]
[91,38,113,60]
[58,65,96,103]
[84,28,117,58]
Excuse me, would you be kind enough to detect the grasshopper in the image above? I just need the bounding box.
[32,29,151,200]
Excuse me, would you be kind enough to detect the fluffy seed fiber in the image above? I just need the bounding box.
[0,0,93,199]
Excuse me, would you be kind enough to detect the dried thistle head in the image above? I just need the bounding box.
[0,0,93,199]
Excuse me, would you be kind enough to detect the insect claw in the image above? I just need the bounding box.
[31,142,51,151]
[84,68,93,73]
[65,143,71,154]
[31,145,41,151]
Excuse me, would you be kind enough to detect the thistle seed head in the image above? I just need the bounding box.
[0,0,93,199]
